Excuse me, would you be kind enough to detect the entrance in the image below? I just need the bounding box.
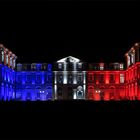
[67,87,73,99]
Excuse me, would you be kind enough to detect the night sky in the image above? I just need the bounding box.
[0,0,140,64]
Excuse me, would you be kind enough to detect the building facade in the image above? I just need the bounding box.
[15,63,53,101]
[87,63,125,100]
[125,43,140,100]
[53,56,86,100]
[0,44,17,100]
[1,43,140,101]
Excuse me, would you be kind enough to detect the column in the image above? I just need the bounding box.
[12,57,16,69]
[10,55,12,67]
[105,72,109,84]
[8,53,11,67]
[83,71,86,99]
[74,62,77,71]
[64,62,66,71]
[73,71,77,84]
[54,84,57,99]
[42,71,44,84]
[115,72,119,84]
[128,55,130,68]
[4,50,7,65]
[137,82,140,100]
[0,49,2,64]
[63,71,67,84]
[83,71,86,84]
[135,83,137,99]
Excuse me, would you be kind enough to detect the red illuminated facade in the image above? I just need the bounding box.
[87,43,140,101]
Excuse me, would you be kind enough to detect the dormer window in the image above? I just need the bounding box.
[120,64,124,70]
[99,63,104,70]
[78,63,82,69]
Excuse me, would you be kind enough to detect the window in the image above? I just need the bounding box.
[78,63,82,69]
[77,73,83,83]
[114,64,119,70]
[99,74,104,83]
[94,74,97,82]
[100,66,104,70]
[31,64,36,70]
[58,74,63,84]
[120,64,124,70]
[47,75,52,83]
[48,64,52,71]
[100,63,104,70]
[36,75,41,83]
[68,74,73,84]
[26,75,31,83]
[36,64,41,71]
[120,74,124,83]
[18,75,22,82]
[109,74,114,83]
[58,63,62,69]
[17,64,22,71]
[88,74,93,83]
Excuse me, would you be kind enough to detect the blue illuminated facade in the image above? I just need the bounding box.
[0,64,16,100]
[0,44,53,101]
[15,63,53,101]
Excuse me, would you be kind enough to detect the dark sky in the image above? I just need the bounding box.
[0,0,140,64]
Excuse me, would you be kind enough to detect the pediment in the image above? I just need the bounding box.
[57,56,80,63]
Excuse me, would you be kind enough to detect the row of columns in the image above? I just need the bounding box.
[126,83,139,100]
[0,44,17,69]
[0,84,15,100]
[87,87,123,100]
[125,49,135,68]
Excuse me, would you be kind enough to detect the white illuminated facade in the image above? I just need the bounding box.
[54,56,86,100]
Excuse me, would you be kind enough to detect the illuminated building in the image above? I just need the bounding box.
[87,43,140,101]
[0,44,53,101]
[0,44,17,100]
[87,63,125,100]
[53,56,86,100]
[1,43,140,101]
[15,63,53,101]
[125,43,140,100]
